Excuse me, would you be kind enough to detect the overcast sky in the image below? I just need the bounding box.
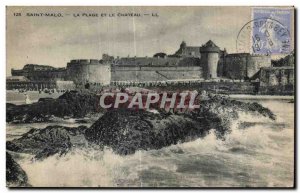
[6,6,294,75]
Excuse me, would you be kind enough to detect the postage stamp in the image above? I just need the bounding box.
[237,7,293,55]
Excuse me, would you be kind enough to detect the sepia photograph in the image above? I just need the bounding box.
[5,6,295,188]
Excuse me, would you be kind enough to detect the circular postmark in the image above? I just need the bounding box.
[236,18,291,55]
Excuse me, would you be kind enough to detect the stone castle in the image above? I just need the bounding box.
[8,40,294,94]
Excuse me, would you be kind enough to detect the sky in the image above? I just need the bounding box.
[6,6,294,75]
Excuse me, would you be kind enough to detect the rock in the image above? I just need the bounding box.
[205,95,276,120]
[84,95,276,155]
[84,109,217,155]
[6,90,100,123]
[7,94,276,157]
[7,125,87,160]
[6,152,29,187]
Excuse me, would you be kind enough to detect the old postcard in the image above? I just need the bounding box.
[6,6,295,188]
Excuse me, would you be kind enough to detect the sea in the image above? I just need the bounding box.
[6,91,295,187]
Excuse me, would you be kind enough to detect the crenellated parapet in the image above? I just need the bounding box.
[67,59,103,66]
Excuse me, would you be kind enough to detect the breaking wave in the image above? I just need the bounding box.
[4,98,292,187]
[17,107,294,187]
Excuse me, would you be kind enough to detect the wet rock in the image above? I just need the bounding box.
[84,95,276,155]
[199,95,275,120]
[7,125,87,160]
[6,152,29,187]
[7,94,276,157]
[6,90,100,123]
[85,109,219,155]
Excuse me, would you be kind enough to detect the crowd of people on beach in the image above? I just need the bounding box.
[13,88,70,94]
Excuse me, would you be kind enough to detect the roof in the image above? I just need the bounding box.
[200,40,220,53]
[174,46,201,57]
[202,40,219,48]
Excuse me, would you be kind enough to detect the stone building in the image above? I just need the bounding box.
[11,64,66,81]
[258,67,294,86]
[272,51,295,67]
[6,76,57,90]
[66,59,111,87]
[222,53,271,80]
[254,66,294,95]
[9,40,278,90]
[173,41,201,58]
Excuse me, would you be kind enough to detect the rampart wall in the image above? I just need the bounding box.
[111,66,203,82]
[222,54,271,79]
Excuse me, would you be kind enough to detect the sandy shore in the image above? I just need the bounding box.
[6,90,63,105]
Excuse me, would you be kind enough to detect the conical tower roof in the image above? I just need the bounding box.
[200,40,220,53]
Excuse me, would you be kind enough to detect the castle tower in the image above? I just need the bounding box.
[200,40,220,79]
[180,41,187,49]
[66,59,111,87]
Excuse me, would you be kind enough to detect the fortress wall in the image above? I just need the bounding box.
[111,66,202,82]
[256,67,294,96]
[258,67,294,95]
[247,55,271,78]
[116,57,201,67]
[87,64,111,85]
[67,61,112,86]
[223,55,247,79]
[200,81,256,94]
[66,63,89,85]
[217,58,225,77]
[11,67,67,81]
[259,67,294,86]
[223,54,271,79]
[144,81,256,95]
[117,57,180,66]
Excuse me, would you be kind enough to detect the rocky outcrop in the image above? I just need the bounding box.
[199,95,276,120]
[7,125,87,160]
[6,90,100,123]
[84,95,276,155]
[7,94,276,157]
[6,152,29,187]
[85,109,214,155]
